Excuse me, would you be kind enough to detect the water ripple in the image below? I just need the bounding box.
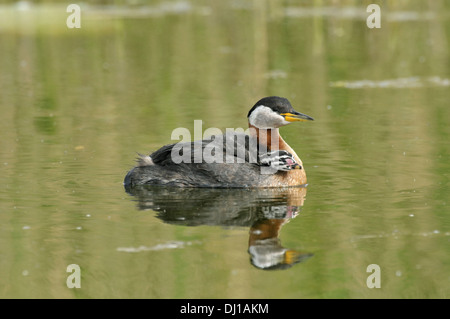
[116,240,200,253]
[330,76,450,89]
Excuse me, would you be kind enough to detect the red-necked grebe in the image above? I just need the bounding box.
[124,96,313,188]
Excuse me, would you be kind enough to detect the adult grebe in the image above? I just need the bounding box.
[124,96,313,188]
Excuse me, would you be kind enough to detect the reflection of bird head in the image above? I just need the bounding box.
[248,238,313,270]
[247,96,314,129]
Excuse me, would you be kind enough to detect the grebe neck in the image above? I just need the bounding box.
[248,123,301,163]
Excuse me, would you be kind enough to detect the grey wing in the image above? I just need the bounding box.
[150,132,260,166]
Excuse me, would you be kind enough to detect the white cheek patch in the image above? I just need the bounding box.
[248,105,290,129]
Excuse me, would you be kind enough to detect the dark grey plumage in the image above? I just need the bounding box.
[124,132,268,188]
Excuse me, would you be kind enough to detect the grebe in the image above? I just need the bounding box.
[124,96,313,188]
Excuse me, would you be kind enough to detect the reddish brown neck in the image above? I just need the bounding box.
[248,122,300,162]
[248,123,281,151]
[248,219,285,247]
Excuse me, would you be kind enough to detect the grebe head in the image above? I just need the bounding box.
[247,96,314,129]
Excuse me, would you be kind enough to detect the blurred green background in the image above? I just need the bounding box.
[0,0,449,298]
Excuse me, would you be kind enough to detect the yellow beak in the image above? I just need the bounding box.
[281,111,314,122]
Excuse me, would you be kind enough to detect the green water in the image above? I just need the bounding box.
[0,1,449,298]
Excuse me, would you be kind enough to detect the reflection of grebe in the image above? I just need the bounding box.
[124,96,313,188]
[125,186,313,270]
